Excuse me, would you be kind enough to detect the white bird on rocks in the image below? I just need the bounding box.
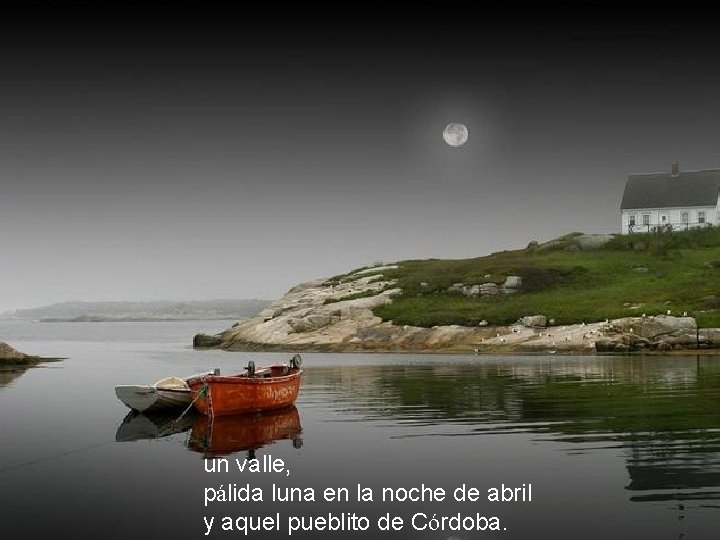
[667,310,672,315]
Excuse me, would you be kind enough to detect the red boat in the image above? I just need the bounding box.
[187,355,303,417]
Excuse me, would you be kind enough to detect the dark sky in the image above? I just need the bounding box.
[2,2,720,311]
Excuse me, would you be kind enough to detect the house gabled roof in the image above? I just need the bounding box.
[620,168,720,210]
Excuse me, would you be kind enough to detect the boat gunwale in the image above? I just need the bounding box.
[114,385,192,395]
[187,368,303,388]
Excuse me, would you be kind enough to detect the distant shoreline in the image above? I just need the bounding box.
[33,316,243,323]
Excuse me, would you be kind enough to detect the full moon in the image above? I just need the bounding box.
[443,123,469,147]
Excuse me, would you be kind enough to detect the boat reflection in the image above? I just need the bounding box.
[116,410,195,442]
[188,406,303,458]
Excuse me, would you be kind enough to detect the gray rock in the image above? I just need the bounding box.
[703,328,720,346]
[480,283,500,296]
[595,340,615,352]
[616,315,696,338]
[466,284,481,297]
[538,233,615,251]
[599,316,702,351]
[288,315,340,333]
[503,275,522,289]
[661,333,698,346]
[633,267,649,274]
[193,333,223,348]
[520,315,547,328]
[259,308,278,321]
[574,234,616,250]
[447,283,465,293]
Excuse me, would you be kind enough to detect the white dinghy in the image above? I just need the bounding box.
[115,376,193,413]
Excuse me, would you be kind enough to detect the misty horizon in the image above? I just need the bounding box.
[3,3,720,312]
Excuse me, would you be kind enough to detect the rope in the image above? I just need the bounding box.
[207,377,214,419]
[171,382,207,428]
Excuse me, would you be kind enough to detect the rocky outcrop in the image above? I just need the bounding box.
[193,271,720,354]
[475,315,720,353]
[519,315,547,328]
[536,233,616,251]
[447,276,522,298]
[595,315,704,352]
[0,342,60,366]
[0,342,27,361]
[193,269,497,352]
[193,333,224,348]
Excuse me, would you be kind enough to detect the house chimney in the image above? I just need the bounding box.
[671,162,680,176]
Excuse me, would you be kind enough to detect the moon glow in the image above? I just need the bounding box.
[443,123,469,147]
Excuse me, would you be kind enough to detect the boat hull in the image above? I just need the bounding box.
[115,385,193,413]
[187,367,302,416]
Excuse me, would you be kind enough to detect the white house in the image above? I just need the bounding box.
[620,164,720,234]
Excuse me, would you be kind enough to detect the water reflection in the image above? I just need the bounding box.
[116,411,195,442]
[115,406,304,459]
[188,406,303,458]
[302,356,720,503]
[0,367,27,388]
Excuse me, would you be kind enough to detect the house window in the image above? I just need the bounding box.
[629,215,636,227]
[642,214,650,226]
[661,215,667,223]
[699,211,706,224]
[681,211,689,224]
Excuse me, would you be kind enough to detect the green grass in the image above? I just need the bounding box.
[360,227,720,328]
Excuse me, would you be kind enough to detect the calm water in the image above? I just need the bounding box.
[1,320,719,539]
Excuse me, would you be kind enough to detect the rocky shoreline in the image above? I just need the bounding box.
[193,267,720,355]
[0,342,62,366]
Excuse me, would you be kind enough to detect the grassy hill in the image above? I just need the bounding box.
[347,228,720,328]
